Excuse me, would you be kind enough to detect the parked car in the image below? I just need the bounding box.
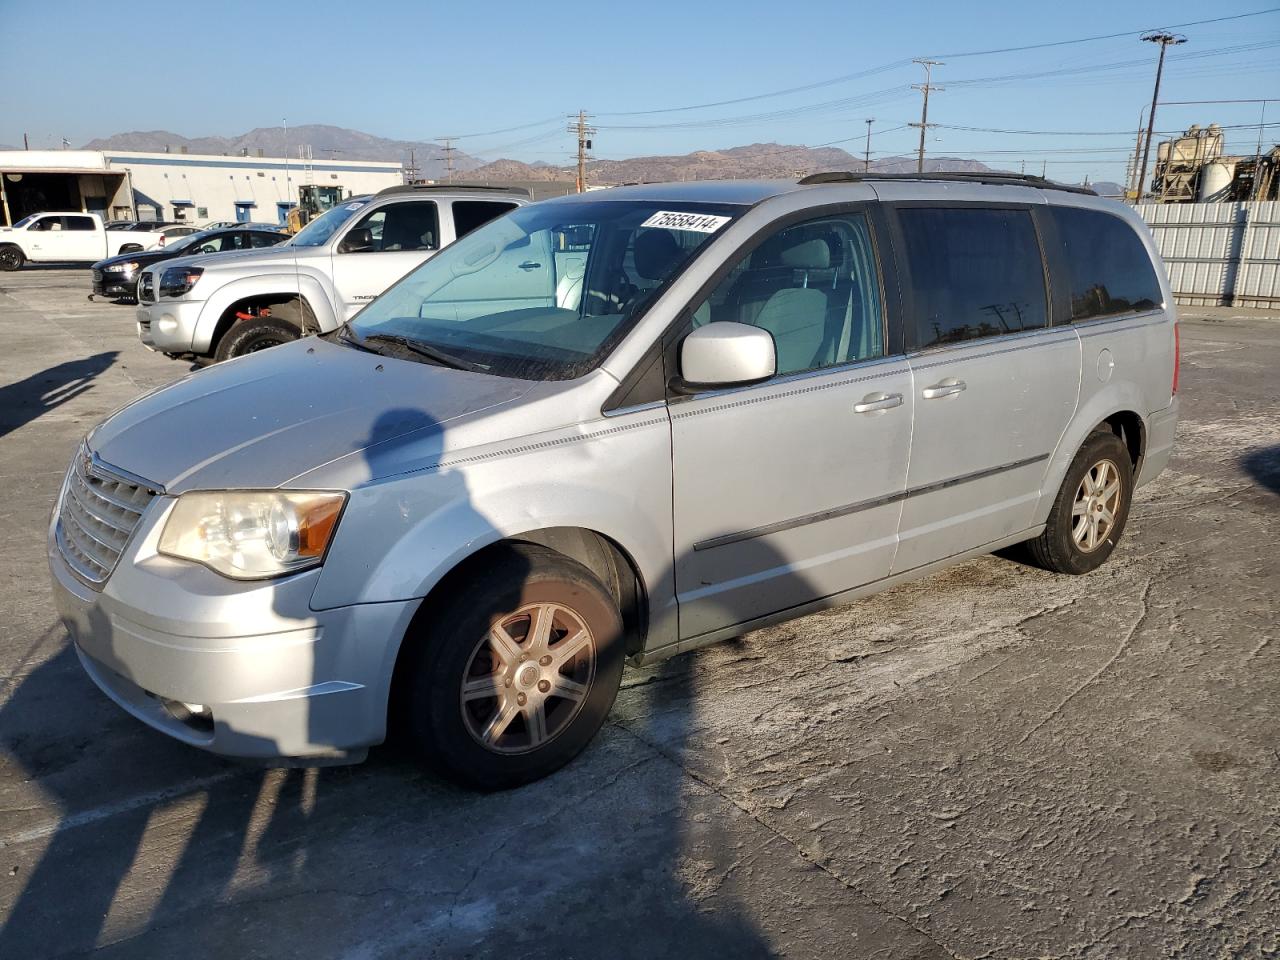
[0,212,173,270]
[49,174,1179,790]
[90,227,288,300]
[134,184,528,361]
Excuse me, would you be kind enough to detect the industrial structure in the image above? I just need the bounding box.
[1148,124,1279,203]
[0,149,404,227]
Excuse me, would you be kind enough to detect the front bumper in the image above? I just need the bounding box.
[136,298,206,353]
[48,497,419,761]
[93,269,137,298]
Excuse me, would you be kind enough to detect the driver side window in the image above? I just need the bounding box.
[691,212,884,377]
[350,202,439,253]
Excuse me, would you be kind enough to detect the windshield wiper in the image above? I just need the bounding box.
[360,332,486,372]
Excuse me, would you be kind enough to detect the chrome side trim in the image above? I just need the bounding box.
[692,452,1049,551]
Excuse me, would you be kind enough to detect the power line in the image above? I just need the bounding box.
[584,8,1278,122]
[928,7,1279,57]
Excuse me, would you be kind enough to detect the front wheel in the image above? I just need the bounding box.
[1025,430,1134,575]
[213,316,300,361]
[404,544,625,790]
[0,246,24,271]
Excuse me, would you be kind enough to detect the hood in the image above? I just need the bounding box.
[89,337,536,492]
[173,244,299,273]
[94,248,168,271]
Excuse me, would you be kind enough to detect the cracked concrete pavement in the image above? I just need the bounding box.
[0,269,1276,958]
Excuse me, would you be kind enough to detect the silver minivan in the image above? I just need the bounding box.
[48,174,1179,789]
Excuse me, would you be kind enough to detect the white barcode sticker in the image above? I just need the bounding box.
[641,211,731,234]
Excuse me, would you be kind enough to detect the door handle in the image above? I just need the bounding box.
[853,392,903,414]
[922,378,967,400]
[518,260,542,271]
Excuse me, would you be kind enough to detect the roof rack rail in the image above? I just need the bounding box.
[797,171,1097,196]
[375,182,532,198]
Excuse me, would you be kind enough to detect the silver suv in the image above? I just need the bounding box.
[49,174,1179,789]
[134,184,529,362]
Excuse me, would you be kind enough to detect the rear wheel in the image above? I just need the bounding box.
[213,316,299,361]
[404,544,625,790]
[1026,430,1134,575]
[0,245,24,271]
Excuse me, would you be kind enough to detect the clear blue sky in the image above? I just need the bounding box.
[1,0,1276,183]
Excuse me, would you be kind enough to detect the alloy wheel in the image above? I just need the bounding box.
[1071,458,1123,553]
[460,602,596,754]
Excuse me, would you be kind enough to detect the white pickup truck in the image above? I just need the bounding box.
[0,213,173,270]
[135,184,529,362]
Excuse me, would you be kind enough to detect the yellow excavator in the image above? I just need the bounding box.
[285,185,346,234]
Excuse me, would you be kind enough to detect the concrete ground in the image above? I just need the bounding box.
[0,268,1276,959]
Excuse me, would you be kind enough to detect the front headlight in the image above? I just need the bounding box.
[105,261,139,273]
[159,265,203,298]
[158,490,346,579]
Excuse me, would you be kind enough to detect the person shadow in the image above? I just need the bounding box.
[1,402,845,958]
[0,353,119,441]
[1241,444,1280,496]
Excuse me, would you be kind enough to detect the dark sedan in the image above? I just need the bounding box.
[90,227,288,301]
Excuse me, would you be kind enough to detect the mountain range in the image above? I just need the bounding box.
[82,125,482,179]
[74,125,1119,193]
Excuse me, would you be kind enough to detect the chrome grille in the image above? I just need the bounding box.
[56,448,157,587]
[138,271,155,303]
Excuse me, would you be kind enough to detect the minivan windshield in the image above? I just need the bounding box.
[347,199,738,380]
[291,200,368,247]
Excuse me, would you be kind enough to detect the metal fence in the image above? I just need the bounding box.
[1136,201,1280,308]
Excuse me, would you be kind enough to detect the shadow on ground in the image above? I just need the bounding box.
[1241,444,1280,496]
[0,353,118,441]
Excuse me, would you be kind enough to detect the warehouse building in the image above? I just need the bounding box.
[0,149,404,226]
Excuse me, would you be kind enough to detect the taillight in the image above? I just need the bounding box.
[1172,322,1180,396]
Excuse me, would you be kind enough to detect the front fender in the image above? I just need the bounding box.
[192,271,339,353]
[309,416,677,649]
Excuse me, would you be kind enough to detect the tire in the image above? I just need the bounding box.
[1025,430,1134,575]
[404,543,626,790]
[213,315,300,361]
[0,245,24,271]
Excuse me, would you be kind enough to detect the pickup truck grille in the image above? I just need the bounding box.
[55,447,157,588]
[138,271,155,303]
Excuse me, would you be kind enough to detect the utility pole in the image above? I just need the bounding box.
[405,147,419,184]
[438,138,456,181]
[864,119,874,172]
[1127,106,1148,200]
[567,111,596,193]
[910,59,943,173]
[1135,32,1186,201]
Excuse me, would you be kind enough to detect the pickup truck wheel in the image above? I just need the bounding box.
[1025,430,1133,575]
[405,544,625,790]
[213,316,300,361]
[0,245,24,271]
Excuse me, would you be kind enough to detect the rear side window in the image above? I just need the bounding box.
[66,216,96,231]
[249,232,283,248]
[899,208,1047,349]
[1050,207,1162,321]
[453,201,519,239]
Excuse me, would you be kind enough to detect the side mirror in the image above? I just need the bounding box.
[340,227,375,253]
[675,321,776,393]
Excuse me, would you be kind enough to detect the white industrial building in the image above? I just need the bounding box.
[0,149,404,226]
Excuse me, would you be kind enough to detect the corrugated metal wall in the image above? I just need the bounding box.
[1137,201,1280,308]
